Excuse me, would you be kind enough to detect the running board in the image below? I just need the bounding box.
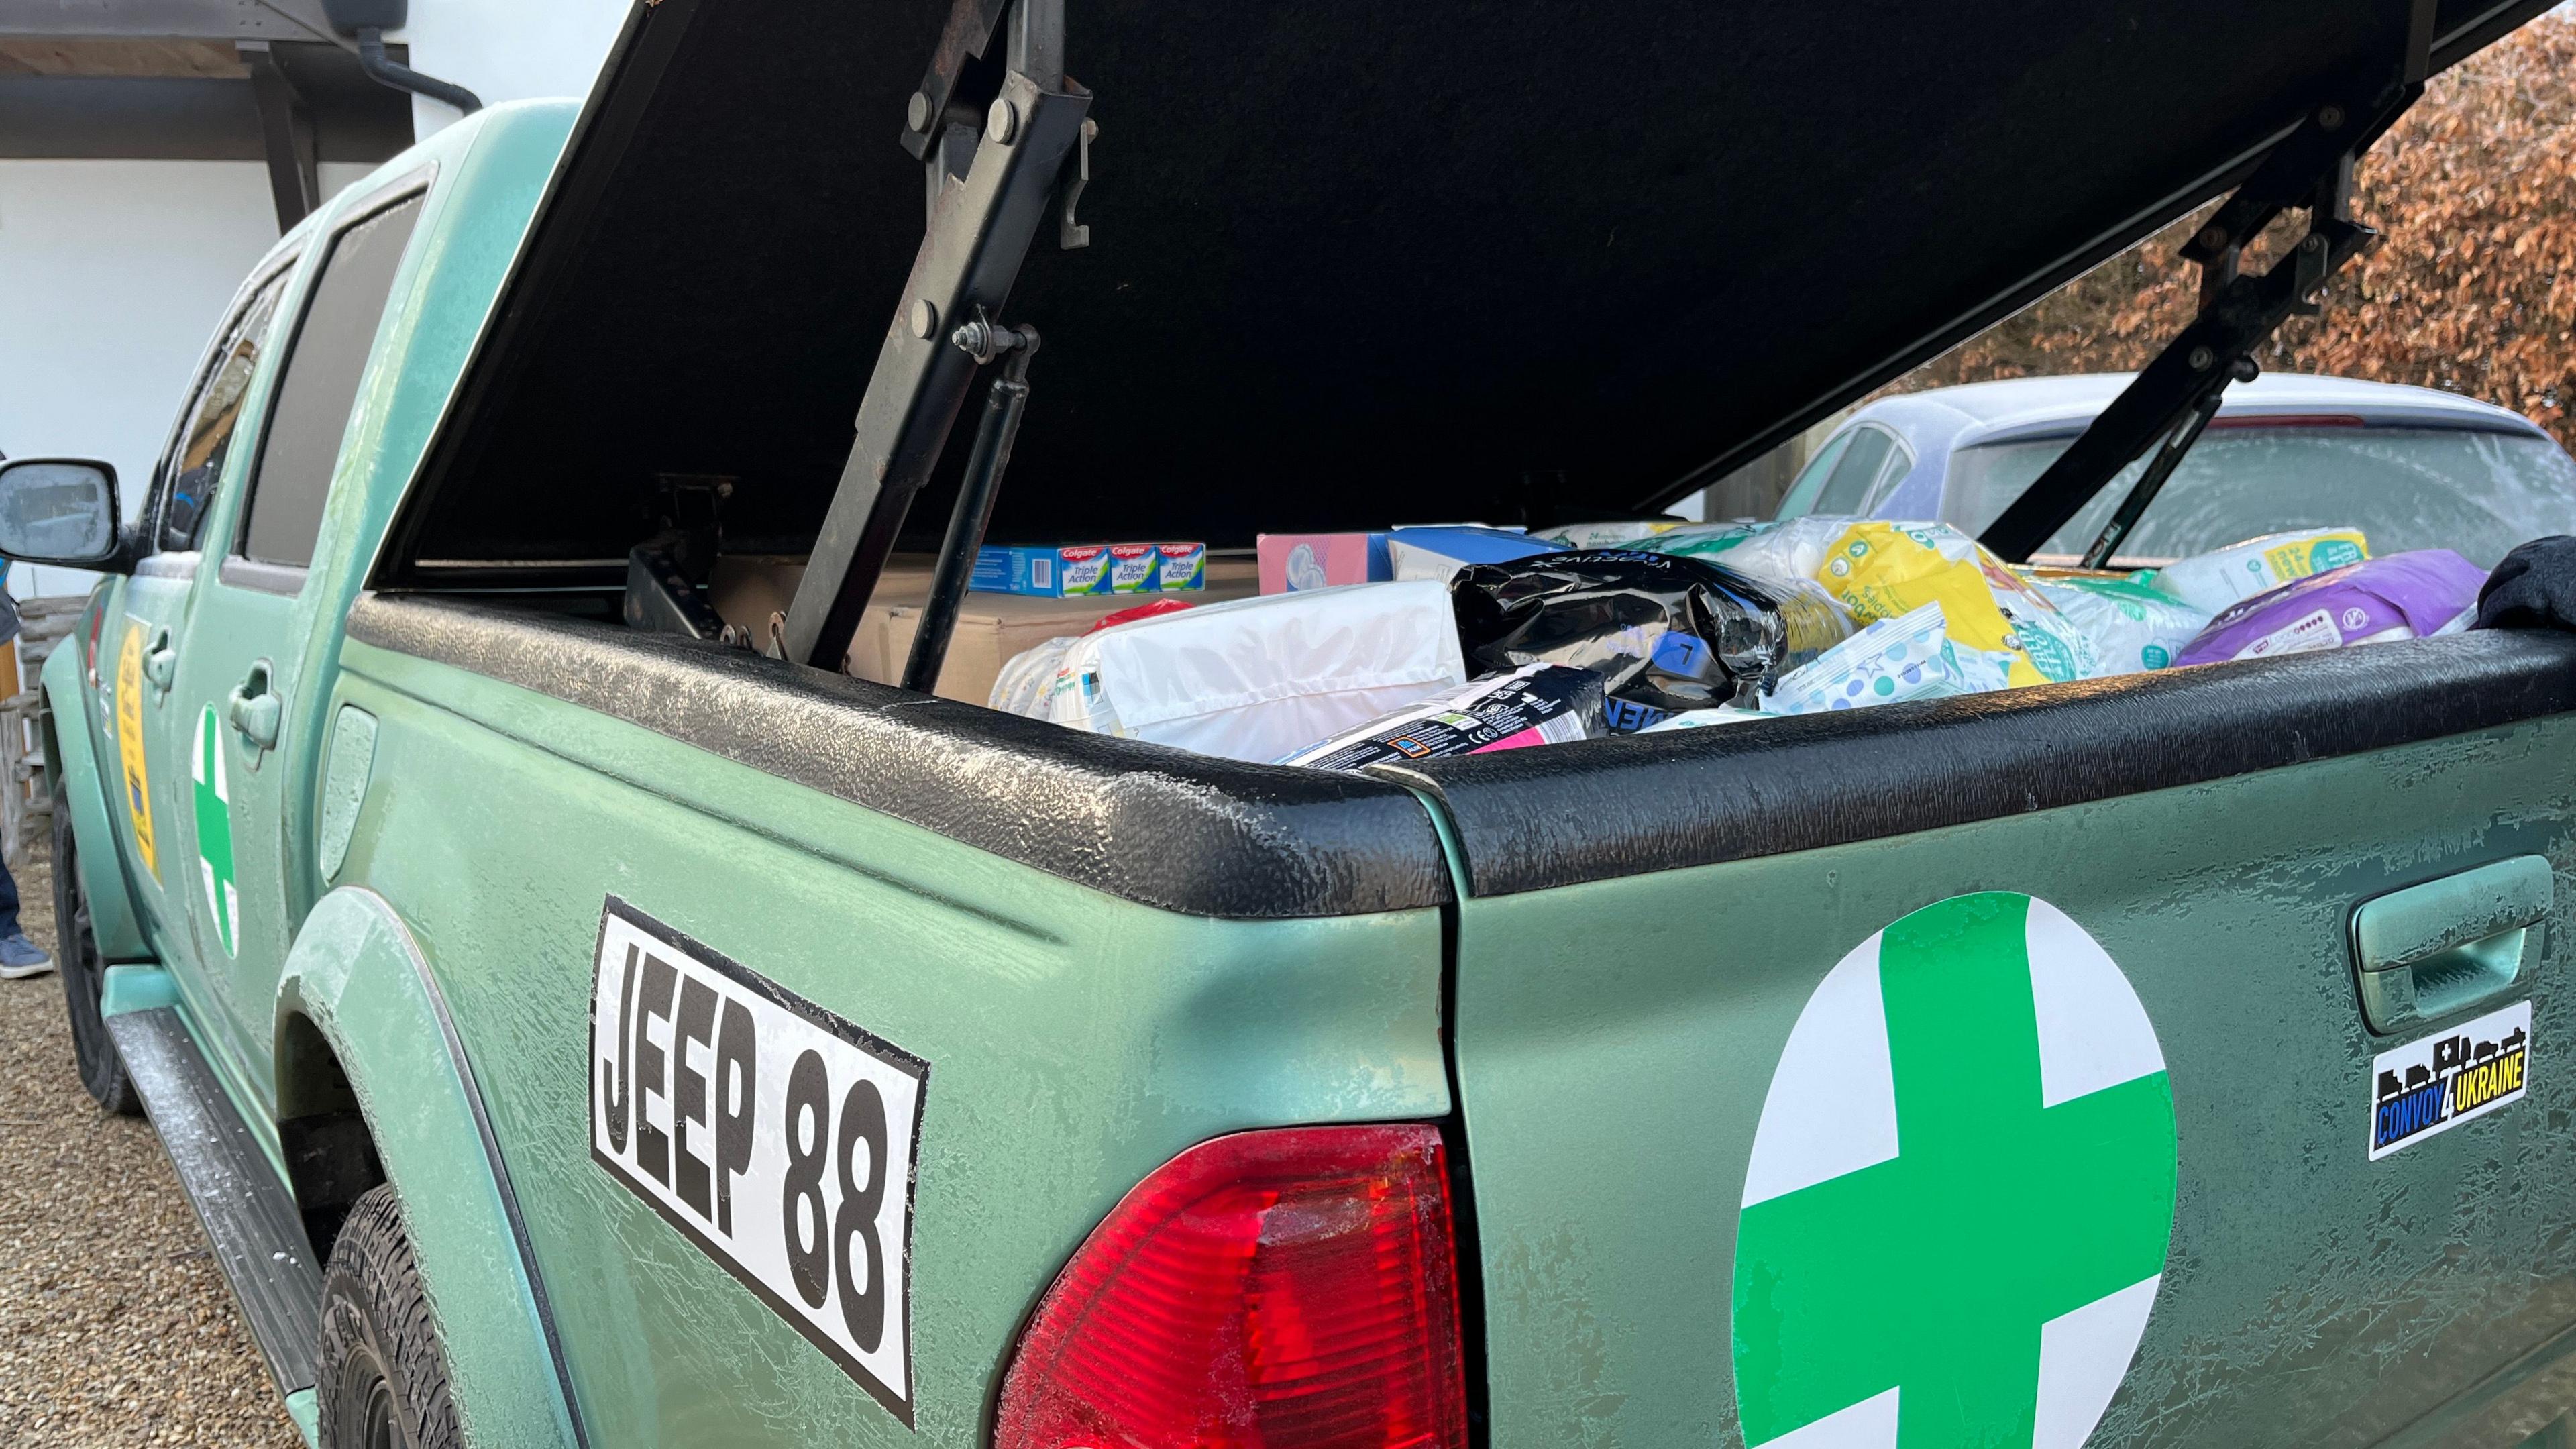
[107,1006,322,1397]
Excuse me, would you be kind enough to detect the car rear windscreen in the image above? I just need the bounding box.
[1942,427,2576,566]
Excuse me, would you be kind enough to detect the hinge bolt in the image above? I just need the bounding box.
[907,91,932,133]
[909,299,938,340]
[987,99,1020,146]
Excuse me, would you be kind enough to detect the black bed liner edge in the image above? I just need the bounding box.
[1380,629,2576,898]
[343,592,1456,920]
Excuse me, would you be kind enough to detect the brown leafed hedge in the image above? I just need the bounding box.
[1894,15,2576,450]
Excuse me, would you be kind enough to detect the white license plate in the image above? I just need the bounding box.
[588,897,928,1422]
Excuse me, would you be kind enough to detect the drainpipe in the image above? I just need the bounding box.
[321,0,483,114]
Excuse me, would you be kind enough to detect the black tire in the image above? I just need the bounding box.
[50,771,138,1116]
[317,1185,460,1449]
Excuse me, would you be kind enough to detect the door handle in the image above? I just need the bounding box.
[144,628,176,692]
[226,661,281,751]
[2353,855,2553,1034]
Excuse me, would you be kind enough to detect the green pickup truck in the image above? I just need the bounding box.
[15,0,2576,1445]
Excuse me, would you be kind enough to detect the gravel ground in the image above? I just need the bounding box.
[0,842,302,1447]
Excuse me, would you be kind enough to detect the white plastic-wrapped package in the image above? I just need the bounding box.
[1537,519,1688,550]
[2031,576,2214,675]
[988,635,1077,716]
[1022,581,1469,762]
[2147,527,2368,612]
[1760,601,2017,715]
[1637,705,1777,731]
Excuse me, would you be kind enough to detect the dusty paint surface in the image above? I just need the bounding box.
[327,640,1450,1446]
[1456,715,2576,1447]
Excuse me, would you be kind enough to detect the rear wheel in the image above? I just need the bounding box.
[317,1185,459,1449]
[50,781,137,1116]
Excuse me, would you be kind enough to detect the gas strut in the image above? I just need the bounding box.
[780,0,1093,674]
[903,317,1040,693]
[1979,0,2435,564]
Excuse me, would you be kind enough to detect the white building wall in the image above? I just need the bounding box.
[395,0,629,139]
[0,159,362,598]
[0,3,626,606]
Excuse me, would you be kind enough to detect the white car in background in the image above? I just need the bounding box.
[1780,373,2576,568]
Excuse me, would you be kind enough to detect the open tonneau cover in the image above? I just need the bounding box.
[380,0,2557,588]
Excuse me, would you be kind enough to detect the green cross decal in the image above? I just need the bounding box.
[193,705,238,957]
[1733,892,2177,1446]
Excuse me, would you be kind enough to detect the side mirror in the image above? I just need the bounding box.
[0,458,125,570]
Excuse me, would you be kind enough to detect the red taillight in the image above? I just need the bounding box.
[996,1124,1468,1449]
[83,600,105,688]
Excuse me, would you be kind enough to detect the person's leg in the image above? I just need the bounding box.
[0,849,48,978]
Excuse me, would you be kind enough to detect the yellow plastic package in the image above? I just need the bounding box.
[1656,519,2094,685]
[1817,522,2095,685]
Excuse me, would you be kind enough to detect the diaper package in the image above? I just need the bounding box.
[2175,549,2487,666]
[1283,663,1604,770]
[1760,602,2018,715]
[2149,527,2370,613]
[2031,574,2215,674]
[1648,519,2096,686]
[1640,520,1770,563]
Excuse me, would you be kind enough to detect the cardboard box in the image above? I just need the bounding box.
[1257,533,1391,593]
[708,553,1256,704]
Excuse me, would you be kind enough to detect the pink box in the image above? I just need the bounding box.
[1256,532,1393,594]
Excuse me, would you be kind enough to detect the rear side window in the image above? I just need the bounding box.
[156,270,292,553]
[1809,424,1910,515]
[1774,424,1912,520]
[240,194,425,569]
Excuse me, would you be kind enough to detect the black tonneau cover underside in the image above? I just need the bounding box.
[382,0,2552,578]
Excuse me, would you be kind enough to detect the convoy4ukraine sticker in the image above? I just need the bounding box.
[1732,892,2178,1448]
[2369,1000,2530,1161]
[113,620,156,877]
[588,898,928,1424]
[191,706,238,957]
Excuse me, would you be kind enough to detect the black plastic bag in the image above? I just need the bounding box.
[2476,535,2576,632]
[1450,549,1851,728]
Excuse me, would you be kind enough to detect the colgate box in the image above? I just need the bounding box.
[1257,532,1393,593]
[973,543,1208,596]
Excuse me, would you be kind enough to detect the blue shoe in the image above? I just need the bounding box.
[0,932,52,979]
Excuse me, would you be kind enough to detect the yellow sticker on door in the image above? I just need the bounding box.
[113,620,158,879]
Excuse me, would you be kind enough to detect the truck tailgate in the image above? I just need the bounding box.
[1415,634,2576,1446]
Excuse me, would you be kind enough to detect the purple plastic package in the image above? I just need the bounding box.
[2175,549,2488,667]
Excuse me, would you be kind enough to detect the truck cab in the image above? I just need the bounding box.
[11,1,2576,1446]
